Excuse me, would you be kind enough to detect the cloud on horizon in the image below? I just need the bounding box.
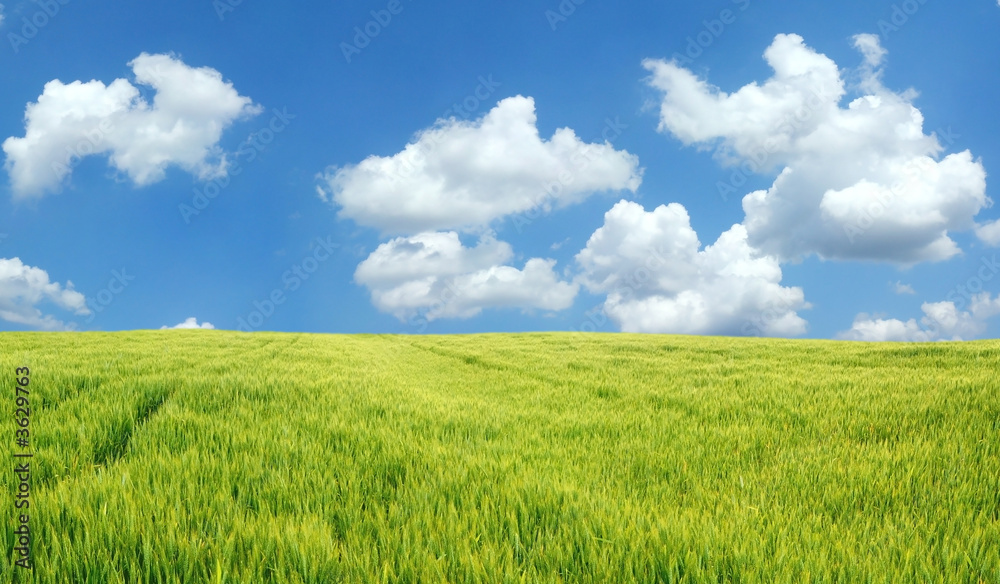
[161,317,215,330]
[575,200,809,336]
[333,96,642,324]
[354,231,578,324]
[0,257,89,330]
[838,292,1000,341]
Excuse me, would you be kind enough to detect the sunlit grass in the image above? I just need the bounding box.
[1,331,998,582]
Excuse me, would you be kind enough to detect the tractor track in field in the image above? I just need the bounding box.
[399,339,579,390]
[92,390,171,468]
[49,336,299,486]
[37,375,105,412]
[37,386,175,491]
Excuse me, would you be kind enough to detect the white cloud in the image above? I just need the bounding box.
[893,281,916,295]
[975,219,1000,247]
[161,317,215,330]
[354,231,578,322]
[837,314,931,342]
[852,33,888,90]
[575,200,809,336]
[3,53,261,198]
[838,292,1000,341]
[333,95,636,323]
[644,33,989,264]
[0,4,5,27]
[853,33,887,70]
[318,95,642,235]
[550,237,571,251]
[0,257,89,330]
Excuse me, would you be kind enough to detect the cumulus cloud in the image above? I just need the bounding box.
[853,33,887,70]
[318,95,642,235]
[3,53,261,198]
[892,281,916,295]
[355,231,578,323]
[839,314,930,342]
[975,219,1000,247]
[852,32,888,91]
[644,33,989,264]
[161,317,215,330]
[0,257,89,330]
[333,95,637,323]
[575,200,808,336]
[839,293,1000,341]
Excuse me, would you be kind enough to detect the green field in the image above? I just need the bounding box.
[1,331,998,583]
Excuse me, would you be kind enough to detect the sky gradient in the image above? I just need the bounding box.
[2,0,1000,340]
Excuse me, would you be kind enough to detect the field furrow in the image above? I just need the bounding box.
[1,331,998,583]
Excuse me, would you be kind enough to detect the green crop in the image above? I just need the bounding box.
[1,331,998,582]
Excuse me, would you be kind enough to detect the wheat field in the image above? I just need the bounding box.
[1,331,998,582]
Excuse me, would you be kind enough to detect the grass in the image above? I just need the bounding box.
[1,331,998,582]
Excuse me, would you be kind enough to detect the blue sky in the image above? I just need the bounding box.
[2,0,1000,340]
